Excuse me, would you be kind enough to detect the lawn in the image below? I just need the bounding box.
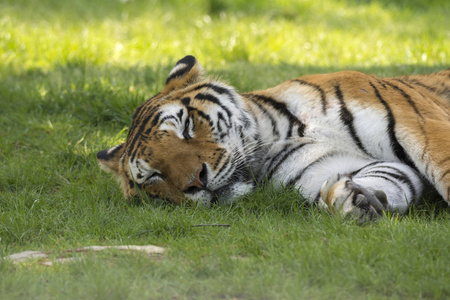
[1,0,449,299]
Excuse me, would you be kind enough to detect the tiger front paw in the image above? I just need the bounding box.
[319,174,388,222]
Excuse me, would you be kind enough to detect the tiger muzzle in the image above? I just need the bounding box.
[183,163,209,194]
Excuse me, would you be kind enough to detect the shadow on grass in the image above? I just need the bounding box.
[1,61,447,127]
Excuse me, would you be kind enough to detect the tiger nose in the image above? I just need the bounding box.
[185,163,208,190]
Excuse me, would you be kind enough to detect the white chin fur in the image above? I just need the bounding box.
[216,182,254,204]
[184,190,213,206]
[183,182,254,206]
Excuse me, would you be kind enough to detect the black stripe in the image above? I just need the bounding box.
[394,78,417,90]
[376,79,387,89]
[370,164,417,198]
[128,101,160,138]
[188,107,214,127]
[213,150,226,170]
[195,93,232,119]
[216,155,231,178]
[408,80,450,119]
[262,145,296,180]
[181,97,190,106]
[129,95,162,140]
[245,95,281,138]
[217,111,231,129]
[237,128,252,162]
[131,103,145,122]
[150,111,164,128]
[176,108,184,120]
[408,79,438,93]
[369,82,416,167]
[238,126,246,145]
[126,106,160,162]
[192,83,233,96]
[351,160,381,176]
[287,151,340,186]
[334,84,369,156]
[383,80,424,119]
[147,115,178,134]
[130,140,142,162]
[189,83,239,106]
[359,169,416,199]
[240,114,252,129]
[395,78,427,99]
[191,83,230,94]
[266,143,311,182]
[293,79,327,113]
[181,97,214,128]
[127,105,145,140]
[131,93,160,125]
[244,93,305,137]
[191,83,252,126]
[359,174,404,196]
[216,115,223,132]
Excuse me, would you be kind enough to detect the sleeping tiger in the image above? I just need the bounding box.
[97,55,450,220]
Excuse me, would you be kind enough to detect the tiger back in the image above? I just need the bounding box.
[249,69,450,203]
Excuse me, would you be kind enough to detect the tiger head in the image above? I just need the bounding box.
[97,56,258,205]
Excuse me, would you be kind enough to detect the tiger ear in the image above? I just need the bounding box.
[164,55,204,91]
[96,143,124,174]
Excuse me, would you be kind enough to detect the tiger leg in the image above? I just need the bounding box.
[318,161,425,221]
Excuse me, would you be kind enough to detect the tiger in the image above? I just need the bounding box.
[97,55,450,221]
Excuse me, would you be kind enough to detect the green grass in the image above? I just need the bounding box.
[1,0,449,299]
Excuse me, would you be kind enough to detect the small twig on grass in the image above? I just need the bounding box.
[190,224,231,228]
[128,224,231,239]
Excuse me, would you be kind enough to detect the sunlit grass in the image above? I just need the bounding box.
[1,0,449,71]
[1,0,449,299]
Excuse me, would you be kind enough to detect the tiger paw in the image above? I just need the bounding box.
[319,174,388,222]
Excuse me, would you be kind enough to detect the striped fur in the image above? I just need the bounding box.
[98,56,450,218]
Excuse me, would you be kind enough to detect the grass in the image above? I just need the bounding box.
[1,0,449,299]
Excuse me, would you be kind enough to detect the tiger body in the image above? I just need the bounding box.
[98,56,450,219]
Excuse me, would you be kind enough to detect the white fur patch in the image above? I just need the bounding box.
[184,190,213,206]
[168,63,187,78]
[129,158,161,185]
[219,182,254,204]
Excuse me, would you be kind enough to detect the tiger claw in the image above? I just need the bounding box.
[349,182,387,216]
[319,175,388,222]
